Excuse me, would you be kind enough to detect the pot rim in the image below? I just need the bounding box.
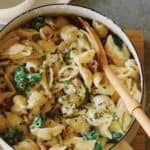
[0,4,145,150]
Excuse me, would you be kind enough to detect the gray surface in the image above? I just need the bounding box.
[71,0,150,149]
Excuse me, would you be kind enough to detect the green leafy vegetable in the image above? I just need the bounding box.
[3,127,23,145]
[27,73,42,86]
[112,34,123,49]
[30,16,46,30]
[14,66,42,91]
[29,115,45,129]
[109,132,123,143]
[83,129,100,141]
[14,66,28,91]
[83,130,105,150]
[63,81,69,90]
[94,142,104,150]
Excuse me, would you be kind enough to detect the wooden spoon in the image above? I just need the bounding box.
[78,17,150,137]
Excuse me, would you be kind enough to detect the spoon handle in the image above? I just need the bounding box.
[78,16,150,137]
[104,65,150,137]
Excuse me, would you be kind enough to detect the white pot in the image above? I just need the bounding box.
[0,4,145,150]
[0,0,71,24]
[0,0,35,24]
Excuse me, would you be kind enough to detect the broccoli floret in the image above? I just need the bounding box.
[27,73,42,86]
[14,66,42,91]
[3,127,23,145]
[83,129,100,141]
[30,16,46,30]
[112,34,123,49]
[83,130,104,150]
[14,66,28,91]
[94,143,104,150]
[29,115,45,129]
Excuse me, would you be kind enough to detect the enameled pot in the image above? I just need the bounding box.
[0,4,145,150]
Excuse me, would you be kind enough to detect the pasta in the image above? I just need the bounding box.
[64,116,90,134]
[11,95,27,115]
[92,20,108,38]
[49,145,67,150]
[14,139,39,150]
[74,140,96,150]
[27,91,48,109]
[30,125,64,140]
[105,35,130,66]
[0,16,141,150]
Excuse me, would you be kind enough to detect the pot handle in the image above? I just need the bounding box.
[114,140,134,150]
[34,0,71,6]
[0,0,71,25]
[0,0,36,25]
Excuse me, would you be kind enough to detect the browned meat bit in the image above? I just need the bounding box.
[62,126,74,140]
[40,26,54,40]
[87,59,98,73]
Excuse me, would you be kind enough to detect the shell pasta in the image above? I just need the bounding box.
[0,16,141,150]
